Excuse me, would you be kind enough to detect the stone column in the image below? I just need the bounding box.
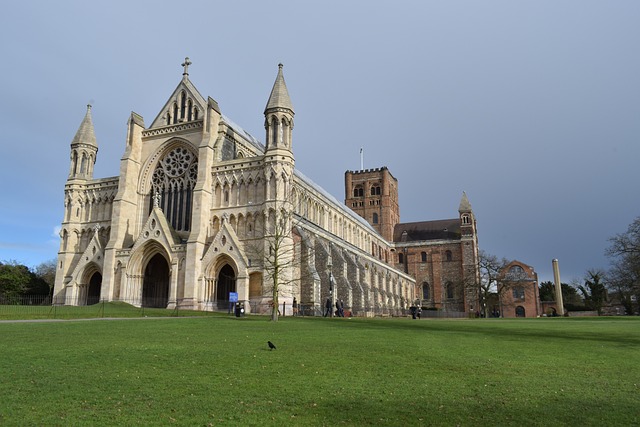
[552,259,564,316]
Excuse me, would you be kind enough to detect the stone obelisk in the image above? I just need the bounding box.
[552,259,564,316]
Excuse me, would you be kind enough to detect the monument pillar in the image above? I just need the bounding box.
[552,259,565,316]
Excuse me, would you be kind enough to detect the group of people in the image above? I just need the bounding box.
[409,305,422,319]
[324,298,346,317]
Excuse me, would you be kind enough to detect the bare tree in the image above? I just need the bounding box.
[264,209,294,322]
[606,216,640,313]
[475,250,510,318]
[248,200,314,322]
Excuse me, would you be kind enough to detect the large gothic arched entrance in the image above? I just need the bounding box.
[87,272,102,305]
[216,264,236,310]
[142,254,170,308]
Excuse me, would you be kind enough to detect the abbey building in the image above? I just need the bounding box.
[54,60,479,316]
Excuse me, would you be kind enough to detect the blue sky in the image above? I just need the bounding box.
[1,1,639,283]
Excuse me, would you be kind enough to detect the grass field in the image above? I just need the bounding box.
[0,301,210,320]
[0,312,638,426]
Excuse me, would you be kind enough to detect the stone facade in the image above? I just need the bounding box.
[498,260,541,318]
[345,167,399,242]
[53,61,414,316]
[345,168,480,313]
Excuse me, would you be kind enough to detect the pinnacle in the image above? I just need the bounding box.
[459,191,472,212]
[71,104,97,147]
[265,63,294,114]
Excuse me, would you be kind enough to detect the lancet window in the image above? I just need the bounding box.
[149,146,198,232]
[165,91,199,125]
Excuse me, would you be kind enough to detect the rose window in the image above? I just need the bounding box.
[162,147,193,178]
[149,146,197,232]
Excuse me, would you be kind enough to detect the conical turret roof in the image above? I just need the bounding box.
[264,64,294,114]
[459,191,472,212]
[71,105,97,147]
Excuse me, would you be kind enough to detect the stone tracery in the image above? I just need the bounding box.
[150,146,198,232]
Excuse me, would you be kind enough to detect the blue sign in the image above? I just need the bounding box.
[229,292,238,302]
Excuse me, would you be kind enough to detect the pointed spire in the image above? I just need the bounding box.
[459,191,472,212]
[265,63,294,114]
[71,104,97,147]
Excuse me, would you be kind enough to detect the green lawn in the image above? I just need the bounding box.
[0,315,638,426]
[0,301,210,320]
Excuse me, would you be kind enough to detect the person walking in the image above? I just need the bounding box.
[324,297,332,317]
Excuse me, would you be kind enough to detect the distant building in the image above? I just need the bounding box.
[345,169,480,313]
[498,261,540,318]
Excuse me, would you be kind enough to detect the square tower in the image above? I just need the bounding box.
[345,167,400,242]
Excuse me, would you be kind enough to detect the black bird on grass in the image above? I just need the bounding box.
[267,341,276,350]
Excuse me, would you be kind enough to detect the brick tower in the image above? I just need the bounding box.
[344,167,399,241]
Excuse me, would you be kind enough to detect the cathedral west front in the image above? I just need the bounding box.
[54,59,479,316]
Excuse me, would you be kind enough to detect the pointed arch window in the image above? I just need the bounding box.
[271,117,278,146]
[72,151,78,175]
[372,213,378,224]
[446,281,454,299]
[445,250,453,261]
[180,91,187,120]
[172,103,179,124]
[422,282,430,300]
[149,145,198,232]
[421,251,427,262]
[80,153,87,174]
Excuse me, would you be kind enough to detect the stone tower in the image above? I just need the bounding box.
[262,63,296,305]
[54,105,101,300]
[344,167,399,241]
[458,192,480,312]
[68,105,98,180]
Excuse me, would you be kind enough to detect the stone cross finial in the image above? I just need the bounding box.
[182,57,192,76]
[153,192,161,208]
[93,223,100,233]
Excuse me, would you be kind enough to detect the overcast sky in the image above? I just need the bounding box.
[1,1,638,284]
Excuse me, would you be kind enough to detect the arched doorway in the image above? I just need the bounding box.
[216,264,236,310]
[87,272,102,305]
[142,254,170,308]
[515,305,526,317]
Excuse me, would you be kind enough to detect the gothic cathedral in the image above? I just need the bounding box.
[54,60,479,316]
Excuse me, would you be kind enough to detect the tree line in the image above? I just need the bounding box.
[0,259,56,303]
[2,217,638,315]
